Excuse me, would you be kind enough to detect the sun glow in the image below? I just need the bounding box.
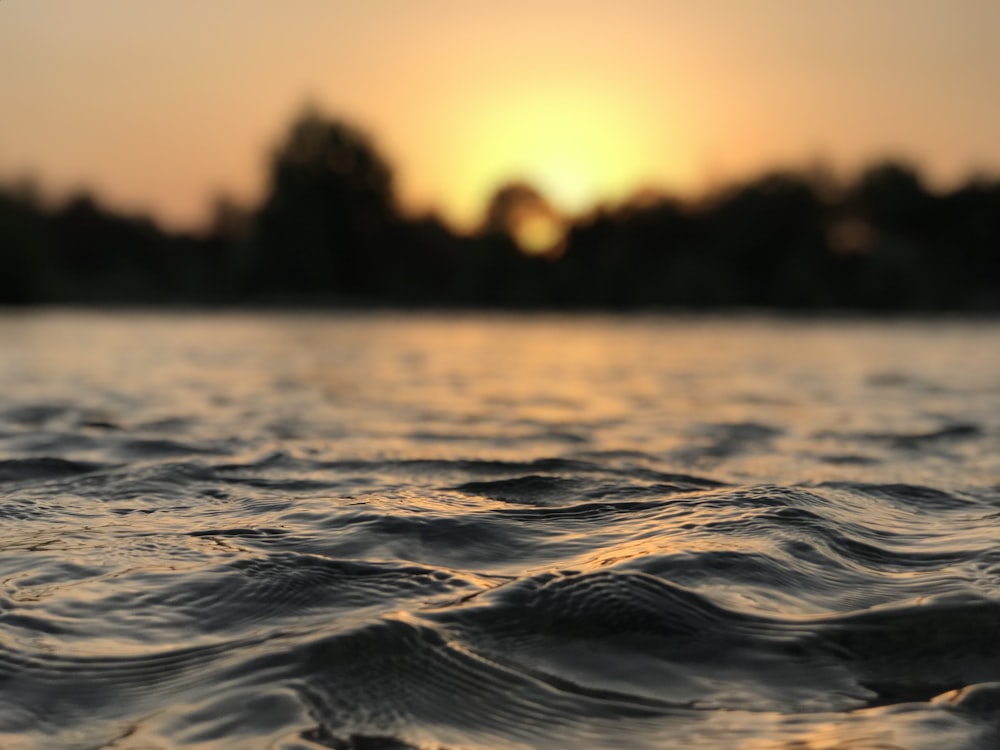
[512,211,566,257]
[443,81,668,228]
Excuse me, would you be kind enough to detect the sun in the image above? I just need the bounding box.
[513,211,565,257]
[442,80,664,229]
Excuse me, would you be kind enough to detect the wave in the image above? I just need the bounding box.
[5,451,1000,747]
[3,313,1000,747]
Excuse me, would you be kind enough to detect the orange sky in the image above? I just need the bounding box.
[2,1,999,231]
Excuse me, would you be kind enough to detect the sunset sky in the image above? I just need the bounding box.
[2,1,998,232]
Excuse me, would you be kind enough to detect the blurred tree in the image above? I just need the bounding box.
[698,172,829,306]
[851,161,931,232]
[0,183,51,303]
[49,193,175,301]
[250,108,399,298]
[842,161,935,307]
[939,180,1000,307]
[560,196,695,307]
[202,195,254,299]
[2,120,997,311]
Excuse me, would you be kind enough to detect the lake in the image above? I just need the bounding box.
[1,310,999,748]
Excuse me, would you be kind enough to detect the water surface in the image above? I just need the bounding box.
[1,311,999,748]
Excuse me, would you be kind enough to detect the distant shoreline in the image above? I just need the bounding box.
[5,301,1000,323]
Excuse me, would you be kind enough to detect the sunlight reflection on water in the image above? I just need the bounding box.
[1,310,999,748]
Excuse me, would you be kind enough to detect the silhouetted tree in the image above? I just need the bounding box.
[935,180,1000,307]
[0,183,50,303]
[852,161,931,233]
[2,104,999,311]
[699,172,829,306]
[600,194,699,306]
[46,193,175,301]
[837,162,935,307]
[249,108,399,298]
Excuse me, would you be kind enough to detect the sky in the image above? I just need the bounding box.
[2,1,999,232]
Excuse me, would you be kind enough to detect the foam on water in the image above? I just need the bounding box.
[1,311,999,748]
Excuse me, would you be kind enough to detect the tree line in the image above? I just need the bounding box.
[2,108,998,309]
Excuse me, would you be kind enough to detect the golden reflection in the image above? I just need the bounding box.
[741,711,913,750]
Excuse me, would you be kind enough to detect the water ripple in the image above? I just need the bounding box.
[3,312,1000,748]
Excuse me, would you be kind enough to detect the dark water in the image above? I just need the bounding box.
[2,311,1000,749]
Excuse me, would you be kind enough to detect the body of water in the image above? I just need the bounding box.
[2,310,1000,749]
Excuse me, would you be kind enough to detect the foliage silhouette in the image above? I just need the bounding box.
[1,109,998,310]
[247,108,399,299]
